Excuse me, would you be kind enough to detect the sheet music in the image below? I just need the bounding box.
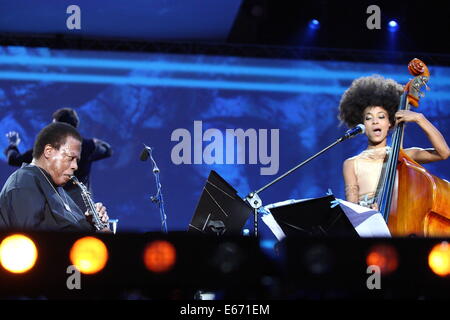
[337,199,391,237]
[260,207,286,241]
[261,198,391,239]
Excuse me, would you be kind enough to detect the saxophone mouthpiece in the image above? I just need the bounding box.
[70,175,79,184]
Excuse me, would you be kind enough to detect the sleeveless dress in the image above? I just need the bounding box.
[350,146,390,208]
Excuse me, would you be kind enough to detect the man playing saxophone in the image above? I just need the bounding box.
[0,123,110,232]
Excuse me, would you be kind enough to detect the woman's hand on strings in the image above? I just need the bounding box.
[395,110,423,125]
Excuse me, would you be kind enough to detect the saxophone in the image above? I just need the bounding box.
[70,175,109,231]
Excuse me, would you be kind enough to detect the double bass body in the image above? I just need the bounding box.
[387,150,450,236]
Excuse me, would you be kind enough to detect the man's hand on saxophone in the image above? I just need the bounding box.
[84,202,111,232]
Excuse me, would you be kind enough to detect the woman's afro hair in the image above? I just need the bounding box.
[338,75,403,128]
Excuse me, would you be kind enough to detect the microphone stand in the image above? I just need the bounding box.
[244,131,361,237]
[143,144,168,233]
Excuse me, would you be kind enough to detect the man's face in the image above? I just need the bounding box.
[46,136,81,186]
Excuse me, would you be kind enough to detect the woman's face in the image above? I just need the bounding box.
[363,106,391,145]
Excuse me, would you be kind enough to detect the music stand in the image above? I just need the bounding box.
[188,170,252,236]
[268,195,358,237]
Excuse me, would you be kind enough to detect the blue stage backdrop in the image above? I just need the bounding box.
[0,46,449,236]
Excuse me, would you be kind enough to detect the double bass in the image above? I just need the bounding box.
[376,58,450,237]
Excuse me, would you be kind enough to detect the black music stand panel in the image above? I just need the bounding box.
[188,170,252,236]
[269,195,358,237]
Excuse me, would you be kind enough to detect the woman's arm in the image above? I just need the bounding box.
[396,110,450,163]
[343,158,359,203]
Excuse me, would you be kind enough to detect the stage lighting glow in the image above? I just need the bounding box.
[309,19,320,30]
[70,237,108,274]
[428,242,450,277]
[366,244,398,275]
[0,234,38,274]
[388,20,398,31]
[143,240,176,273]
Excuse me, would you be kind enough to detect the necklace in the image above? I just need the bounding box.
[360,146,391,160]
[32,164,73,214]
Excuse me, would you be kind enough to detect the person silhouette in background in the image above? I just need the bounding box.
[4,108,113,211]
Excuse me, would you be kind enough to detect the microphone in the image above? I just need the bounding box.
[139,144,152,161]
[339,124,365,141]
[140,144,160,173]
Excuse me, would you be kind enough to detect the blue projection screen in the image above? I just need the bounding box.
[1,46,449,235]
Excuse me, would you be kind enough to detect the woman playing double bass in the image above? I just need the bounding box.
[338,75,449,210]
